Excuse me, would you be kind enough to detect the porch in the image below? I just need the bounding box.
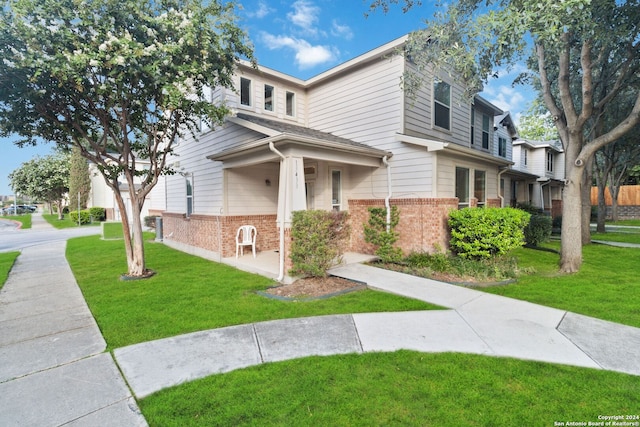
[223,250,378,284]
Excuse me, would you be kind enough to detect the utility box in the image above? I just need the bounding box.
[155,217,163,242]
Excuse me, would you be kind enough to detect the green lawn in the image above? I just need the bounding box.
[66,235,640,426]
[482,241,640,328]
[140,351,639,427]
[1,214,31,229]
[43,213,101,229]
[0,251,20,290]
[66,235,438,349]
[606,219,640,226]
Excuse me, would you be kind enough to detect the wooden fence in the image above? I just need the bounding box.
[590,185,640,206]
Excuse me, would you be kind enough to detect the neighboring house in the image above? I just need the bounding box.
[511,139,565,217]
[87,162,166,223]
[161,35,512,281]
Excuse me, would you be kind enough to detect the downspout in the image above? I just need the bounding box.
[269,142,286,282]
[497,167,508,208]
[382,156,392,232]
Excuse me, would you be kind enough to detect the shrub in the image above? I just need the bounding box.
[289,210,350,278]
[363,206,403,263]
[448,207,530,259]
[89,207,106,222]
[69,209,91,225]
[523,213,552,246]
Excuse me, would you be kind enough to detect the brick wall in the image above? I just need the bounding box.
[552,199,562,219]
[348,198,459,255]
[162,212,278,257]
[602,205,640,219]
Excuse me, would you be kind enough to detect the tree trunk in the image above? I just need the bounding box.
[560,139,584,273]
[112,187,147,277]
[596,181,607,233]
[581,158,593,245]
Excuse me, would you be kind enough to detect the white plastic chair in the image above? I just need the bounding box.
[235,225,257,258]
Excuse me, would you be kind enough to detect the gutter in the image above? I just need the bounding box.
[269,142,286,282]
[538,177,551,211]
[382,156,392,232]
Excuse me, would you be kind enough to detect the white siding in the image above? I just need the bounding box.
[307,54,436,197]
[437,153,499,200]
[225,163,279,215]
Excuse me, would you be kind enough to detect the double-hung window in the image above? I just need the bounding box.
[546,151,554,172]
[331,169,342,211]
[482,114,490,149]
[434,80,451,130]
[474,170,486,207]
[498,137,507,157]
[470,109,475,145]
[455,167,470,209]
[186,176,194,217]
[240,77,251,106]
[286,91,295,117]
[264,84,274,111]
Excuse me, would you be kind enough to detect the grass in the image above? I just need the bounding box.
[481,241,640,328]
[43,213,100,229]
[66,235,439,349]
[1,214,31,229]
[140,351,640,426]
[0,251,20,290]
[65,234,640,426]
[607,219,640,226]
[102,222,124,239]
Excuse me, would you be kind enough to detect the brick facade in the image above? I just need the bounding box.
[162,212,279,258]
[348,198,459,255]
[552,199,563,219]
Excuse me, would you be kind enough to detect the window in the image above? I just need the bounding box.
[470,109,475,145]
[264,84,274,111]
[433,80,451,130]
[482,114,490,149]
[186,176,193,217]
[546,151,554,172]
[523,149,528,166]
[498,137,507,157]
[286,91,295,116]
[474,170,486,207]
[240,77,251,106]
[331,169,342,211]
[455,167,469,209]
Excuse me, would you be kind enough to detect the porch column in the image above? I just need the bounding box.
[277,156,307,226]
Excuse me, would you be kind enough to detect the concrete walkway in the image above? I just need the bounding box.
[0,215,146,426]
[2,216,640,424]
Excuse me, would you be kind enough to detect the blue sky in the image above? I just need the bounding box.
[0,0,536,197]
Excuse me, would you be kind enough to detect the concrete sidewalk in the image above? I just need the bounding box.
[114,263,640,399]
[0,241,146,427]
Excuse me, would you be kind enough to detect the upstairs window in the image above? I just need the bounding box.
[264,84,274,111]
[498,137,507,157]
[470,109,475,145]
[523,149,528,166]
[547,151,554,172]
[434,80,451,130]
[286,91,295,116]
[240,77,251,106]
[482,114,490,149]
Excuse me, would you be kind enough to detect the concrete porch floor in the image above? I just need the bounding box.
[222,250,378,284]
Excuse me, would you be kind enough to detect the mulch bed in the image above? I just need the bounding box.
[263,276,365,299]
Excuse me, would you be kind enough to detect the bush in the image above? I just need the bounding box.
[289,210,350,278]
[89,207,106,222]
[69,210,91,225]
[448,207,530,259]
[523,214,552,246]
[363,206,403,263]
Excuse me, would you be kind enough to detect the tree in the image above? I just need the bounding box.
[69,146,92,210]
[0,0,253,277]
[517,103,560,141]
[370,0,640,272]
[9,152,70,218]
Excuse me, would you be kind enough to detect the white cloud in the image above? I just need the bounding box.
[261,32,336,69]
[484,83,526,115]
[287,0,320,36]
[253,1,273,19]
[331,20,353,40]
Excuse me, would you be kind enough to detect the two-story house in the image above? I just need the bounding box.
[159,35,511,281]
[511,139,565,216]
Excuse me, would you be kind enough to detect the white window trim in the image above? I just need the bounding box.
[330,168,342,211]
[240,77,252,107]
[185,174,194,217]
[264,84,275,113]
[285,90,296,117]
[433,79,452,131]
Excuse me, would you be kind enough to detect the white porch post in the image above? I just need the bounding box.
[277,155,307,226]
